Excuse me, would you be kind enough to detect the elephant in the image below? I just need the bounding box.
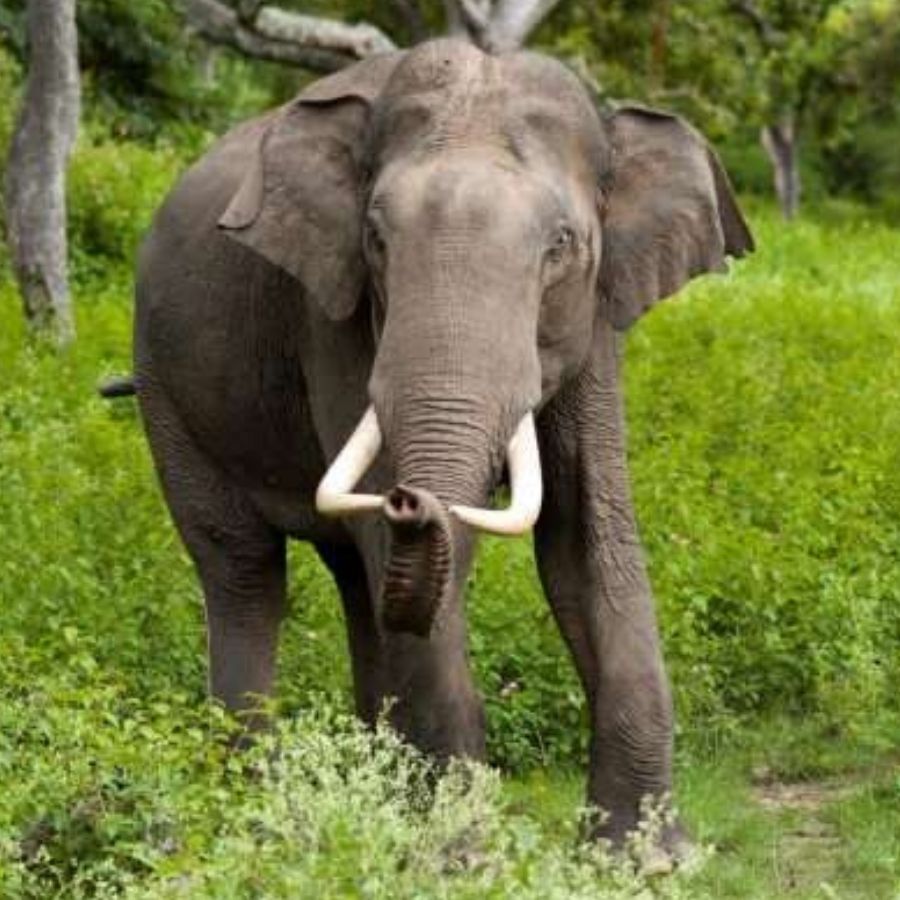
[126,38,753,854]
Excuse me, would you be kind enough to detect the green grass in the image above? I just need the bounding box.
[629,202,900,732]
[508,730,900,899]
[2,198,900,895]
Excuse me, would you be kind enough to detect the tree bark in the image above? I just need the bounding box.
[184,0,562,70]
[4,0,80,346]
[444,0,562,50]
[443,0,468,35]
[183,0,396,73]
[761,115,800,220]
[487,0,563,51]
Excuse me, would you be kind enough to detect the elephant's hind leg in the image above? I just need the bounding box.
[138,383,286,725]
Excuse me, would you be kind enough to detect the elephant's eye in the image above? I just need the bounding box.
[545,226,576,266]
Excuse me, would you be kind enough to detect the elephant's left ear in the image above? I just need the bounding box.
[600,105,754,331]
[218,53,404,322]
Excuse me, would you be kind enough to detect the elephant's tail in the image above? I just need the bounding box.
[97,374,136,399]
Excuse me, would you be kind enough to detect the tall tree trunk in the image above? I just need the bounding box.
[4,0,80,346]
[761,114,800,220]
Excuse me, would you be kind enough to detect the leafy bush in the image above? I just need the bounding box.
[0,44,21,157]
[0,43,22,236]
[1,0,281,142]
[0,688,675,899]
[67,139,188,266]
[823,117,900,222]
[628,202,900,736]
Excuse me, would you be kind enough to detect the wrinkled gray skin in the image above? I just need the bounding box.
[134,39,752,851]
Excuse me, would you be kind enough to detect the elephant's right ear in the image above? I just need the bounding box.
[218,53,404,321]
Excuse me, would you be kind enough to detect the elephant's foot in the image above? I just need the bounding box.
[585,799,700,876]
[630,819,702,877]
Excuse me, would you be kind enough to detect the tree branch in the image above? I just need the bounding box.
[443,0,466,35]
[236,0,263,26]
[254,7,395,55]
[183,0,396,73]
[443,0,562,51]
[446,0,492,44]
[488,0,563,50]
[460,0,492,31]
[186,0,558,73]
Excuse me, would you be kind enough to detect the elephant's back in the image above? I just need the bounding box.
[136,113,273,299]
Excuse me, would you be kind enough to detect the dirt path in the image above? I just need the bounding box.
[751,772,861,893]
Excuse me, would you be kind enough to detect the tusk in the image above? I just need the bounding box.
[315,406,384,517]
[449,413,542,536]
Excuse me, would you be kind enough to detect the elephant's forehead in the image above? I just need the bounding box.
[376,154,547,228]
[384,38,496,98]
[376,40,605,168]
[378,39,503,153]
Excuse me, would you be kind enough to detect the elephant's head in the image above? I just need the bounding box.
[219,39,753,637]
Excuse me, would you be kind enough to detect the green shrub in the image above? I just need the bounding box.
[716,128,772,198]
[0,691,676,899]
[469,538,586,770]
[67,139,186,266]
[628,205,900,736]
[0,44,22,238]
[0,44,21,158]
[2,0,279,143]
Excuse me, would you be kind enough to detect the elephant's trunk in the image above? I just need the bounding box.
[381,485,453,636]
[376,392,494,635]
[315,398,543,636]
[385,391,500,507]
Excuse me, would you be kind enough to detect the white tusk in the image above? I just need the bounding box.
[315,406,384,517]
[449,413,542,536]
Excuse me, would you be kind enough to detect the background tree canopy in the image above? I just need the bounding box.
[2,0,898,214]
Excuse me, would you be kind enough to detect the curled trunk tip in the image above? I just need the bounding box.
[381,485,453,637]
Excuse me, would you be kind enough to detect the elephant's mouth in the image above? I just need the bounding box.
[315,406,543,535]
[315,407,543,635]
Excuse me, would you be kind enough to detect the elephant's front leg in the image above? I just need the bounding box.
[535,319,683,855]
